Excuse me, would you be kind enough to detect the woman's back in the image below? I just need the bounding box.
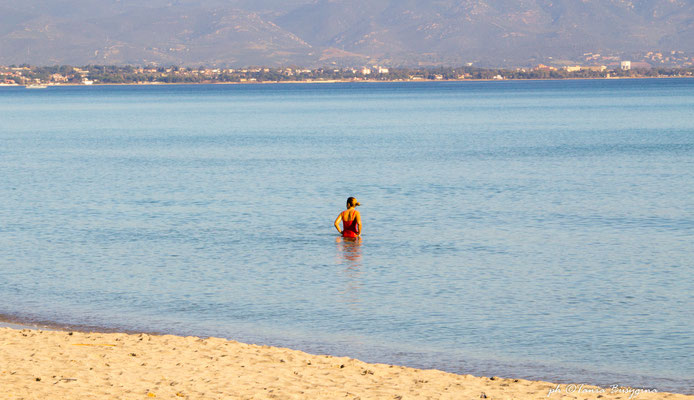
[341,209,360,238]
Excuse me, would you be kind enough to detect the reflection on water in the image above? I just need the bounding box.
[336,237,363,307]
[336,236,362,266]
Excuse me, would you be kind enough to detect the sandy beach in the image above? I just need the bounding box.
[0,327,690,400]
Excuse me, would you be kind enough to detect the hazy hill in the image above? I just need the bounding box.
[1,0,693,66]
[277,0,694,66]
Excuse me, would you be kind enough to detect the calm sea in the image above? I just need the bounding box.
[1,80,692,393]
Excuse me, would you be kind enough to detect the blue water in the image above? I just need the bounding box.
[1,80,692,393]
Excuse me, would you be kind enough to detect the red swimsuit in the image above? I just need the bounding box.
[342,211,359,238]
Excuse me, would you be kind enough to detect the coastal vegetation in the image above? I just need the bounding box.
[2,64,693,86]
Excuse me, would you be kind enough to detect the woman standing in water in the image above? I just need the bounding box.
[334,197,362,238]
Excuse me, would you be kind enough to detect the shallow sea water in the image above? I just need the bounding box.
[1,80,692,393]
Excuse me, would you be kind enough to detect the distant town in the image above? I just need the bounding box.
[2,61,693,87]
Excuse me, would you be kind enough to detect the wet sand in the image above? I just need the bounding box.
[1,326,691,400]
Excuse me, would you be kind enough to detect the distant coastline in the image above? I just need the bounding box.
[2,75,693,89]
[2,64,692,87]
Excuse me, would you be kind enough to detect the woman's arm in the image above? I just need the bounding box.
[355,211,362,235]
[334,213,343,234]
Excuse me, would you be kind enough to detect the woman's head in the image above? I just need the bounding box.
[346,197,360,208]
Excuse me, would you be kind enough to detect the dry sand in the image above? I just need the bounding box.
[0,327,690,400]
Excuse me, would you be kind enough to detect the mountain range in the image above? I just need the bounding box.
[1,0,693,67]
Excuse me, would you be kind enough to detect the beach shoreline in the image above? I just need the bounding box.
[0,314,163,336]
[1,323,691,399]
